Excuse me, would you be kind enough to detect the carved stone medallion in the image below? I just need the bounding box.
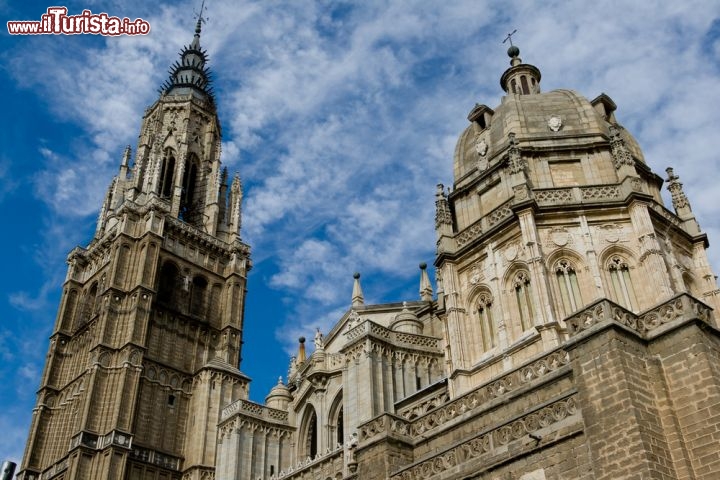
[469,261,484,285]
[548,116,562,132]
[600,224,621,243]
[504,243,519,261]
[550,227,569,247]
[475,137,488,157]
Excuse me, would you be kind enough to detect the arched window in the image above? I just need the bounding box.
[520,75,530,94]
[189,276,208,317]
[555,259,582,316]
[158,149,176,198]
[301,407,318,459]
[180,154,199,221]
[157,262,180,305]
[513,271,534,331]
[328,393,343,447]
[78,282,99,327]
[477,292,496,352]
[607,255,638,311]
[511,78,518,94]
[336,406,344,445]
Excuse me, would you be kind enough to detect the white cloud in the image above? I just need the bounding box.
[6,0,720,391]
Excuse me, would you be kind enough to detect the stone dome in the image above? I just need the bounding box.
[265,377,292,410]
[453,89,646,182]
[390,303,423,335]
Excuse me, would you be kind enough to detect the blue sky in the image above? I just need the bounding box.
[2,0,720,466]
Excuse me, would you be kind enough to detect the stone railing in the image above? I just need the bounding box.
[396,384,450,420]
[358,348,570,444]
[221,398,289,423]
[455,200,514,248]
[390,395,578,480]
[345,320,441,351]
[38,458,69,480]
[269,444,343,480]
[129,445,181,471]
[566,293,714,339]
[534,183,622,207]
[165,215,251,257]
[649,202,683,228]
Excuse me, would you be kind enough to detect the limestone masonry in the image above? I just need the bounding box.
[18,18,720,480]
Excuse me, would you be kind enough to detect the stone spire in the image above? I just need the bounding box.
[228,173,243,236]
[665,168,691,215]
[160,10,214,102]
[296,336,307,364]
[665,167,700,234]
[120,145,131,168]
[352,272,365,306]
[419,262,433,301]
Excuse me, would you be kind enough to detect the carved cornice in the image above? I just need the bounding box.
[385,395,579,480]
[220,398,289,423]
[406,349,569,433]
[269,444,343,480]
[566,293,714,339]
[341,320,443,365]
[129,444,181,471]
[165,215,250,259]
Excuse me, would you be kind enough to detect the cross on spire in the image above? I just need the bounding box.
[503,29,517,46]
[193,0,209,30]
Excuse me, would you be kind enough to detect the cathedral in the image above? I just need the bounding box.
[18,17,720,480]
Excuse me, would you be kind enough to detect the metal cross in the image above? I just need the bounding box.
[503,29,517,46]
[194,0,209,26]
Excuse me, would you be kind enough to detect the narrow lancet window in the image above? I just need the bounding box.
[608,255,638,311]
[477,293,496,351]
[514,271,534,331]
[158,150,176,198]
[555,259,582,316]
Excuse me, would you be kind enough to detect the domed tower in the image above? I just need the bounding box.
[435,44,720,396]
[18,17,251,480]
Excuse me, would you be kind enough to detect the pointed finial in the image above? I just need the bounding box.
[277,376,283,385]
[665,167,692,214]
[419,262,433,301]
[297,336,306,363]
[121,145,132,168]
[231,172,242,191]
[352,272,365,306]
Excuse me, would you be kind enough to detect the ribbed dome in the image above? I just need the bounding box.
[453,89,646,182]
[265,377,292,410]
[390,303,423,334]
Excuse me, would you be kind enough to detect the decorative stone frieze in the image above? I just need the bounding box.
[389,396,578,480]
[566,294,714,338]
[220,398,289,423]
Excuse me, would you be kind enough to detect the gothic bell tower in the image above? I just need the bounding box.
[19,18,250,480]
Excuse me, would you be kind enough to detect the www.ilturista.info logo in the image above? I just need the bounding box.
[7,7,151,35]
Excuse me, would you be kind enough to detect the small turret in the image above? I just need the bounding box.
[499,40,541,95]
[265,377,292,411]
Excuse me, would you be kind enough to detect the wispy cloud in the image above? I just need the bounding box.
[4,0,720,394]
